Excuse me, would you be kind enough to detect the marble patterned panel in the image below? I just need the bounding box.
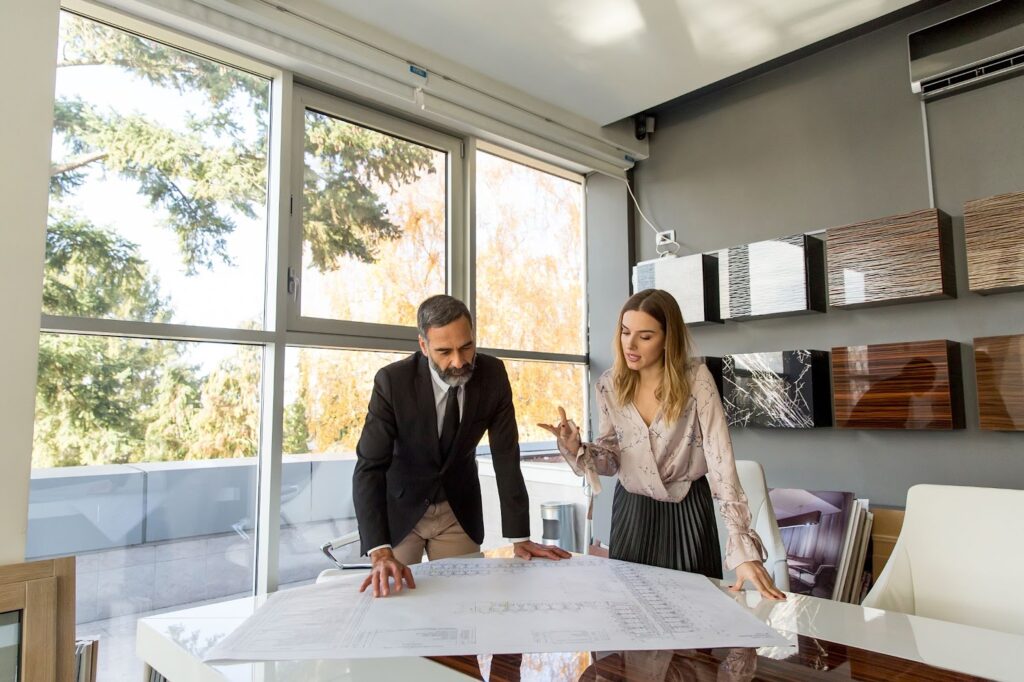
[964,191,1024,294]
[722,350,832,428]
[832,340,964,430]
[826,208,955,308]
[632,253,721,325]
[718,234,826,321]
[974,334,1024,431]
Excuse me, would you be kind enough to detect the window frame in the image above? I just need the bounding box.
[287,85,465,342]
[469,142,590,447]
[38,2,592,605]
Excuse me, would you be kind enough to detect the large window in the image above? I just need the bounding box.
[46,12,271,330]
[475,147,588,445]
[290,88,462,336]
[33,9,272,679]
[29,6,589,679]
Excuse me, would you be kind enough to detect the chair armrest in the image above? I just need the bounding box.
[320,530,367,570]
[862,542,915,613]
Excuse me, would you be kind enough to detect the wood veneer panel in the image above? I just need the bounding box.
[718,234,826,321]
[964,190,1024,294]
[832,340,964,430]
[722,350,832,428]
[633,253,721,325]
[24,577,57,682]
[827,209,955,308]
[974,333,1024,431]
[55,557,75,682]
[0,560,54,587]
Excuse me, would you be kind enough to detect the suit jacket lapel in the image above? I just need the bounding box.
[415,353,442,465]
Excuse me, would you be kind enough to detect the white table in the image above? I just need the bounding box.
[137,570,1024,681]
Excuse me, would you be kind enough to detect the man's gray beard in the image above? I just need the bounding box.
[429,356,474,387]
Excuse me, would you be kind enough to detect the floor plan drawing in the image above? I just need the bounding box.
[204,557,790,662]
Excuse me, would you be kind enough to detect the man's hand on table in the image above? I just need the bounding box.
[359,548,416,598]
[513,540,572,561]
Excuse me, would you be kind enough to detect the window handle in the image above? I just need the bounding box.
[287,266,300,301]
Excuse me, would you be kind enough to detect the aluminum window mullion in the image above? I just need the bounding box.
[477,347,587,364]
[40,315,275,345]
[253,71,293,597]
[285,331,419,353]
[454,137,475,309]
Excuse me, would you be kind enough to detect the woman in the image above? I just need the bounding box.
[539,289,784,600]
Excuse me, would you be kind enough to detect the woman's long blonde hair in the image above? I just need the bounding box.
[612,289,694,424]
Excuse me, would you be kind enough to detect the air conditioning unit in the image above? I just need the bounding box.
[909,0,1024,99]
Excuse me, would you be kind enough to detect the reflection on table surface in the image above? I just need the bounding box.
[433,638,987,681]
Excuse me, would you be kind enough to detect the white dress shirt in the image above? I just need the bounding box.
[368,361,528,557]
[428,364,464,435]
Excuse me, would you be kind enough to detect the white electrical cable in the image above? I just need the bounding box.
[616,176,680,257]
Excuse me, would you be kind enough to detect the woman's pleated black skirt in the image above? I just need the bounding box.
[609,476,723,579]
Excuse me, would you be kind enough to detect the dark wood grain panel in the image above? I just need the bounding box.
[974,334,1024,431]
[964,191,1024,294]
[827,208,955,308]
[430,634,987,680]
[722,350,832,428]
[718,234,826,321]
[832,340,965,430]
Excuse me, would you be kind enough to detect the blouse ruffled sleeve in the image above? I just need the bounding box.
[692,364,767,571]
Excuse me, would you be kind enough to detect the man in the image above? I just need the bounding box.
[353,295,569,597]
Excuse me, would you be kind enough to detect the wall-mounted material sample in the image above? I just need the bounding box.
[964,191,1024,294]
[718,234,826,321]
[832,340,964,430]
[826,208,955,308]
[632,253,721,325]
[974,334,1024,431]
[722,350,832,428]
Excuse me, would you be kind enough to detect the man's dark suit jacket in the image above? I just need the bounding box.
[353,351,531,556]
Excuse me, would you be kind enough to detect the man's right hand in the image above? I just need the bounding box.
[359,547,416,598]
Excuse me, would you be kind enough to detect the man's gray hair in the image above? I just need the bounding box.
[417,295,473,337]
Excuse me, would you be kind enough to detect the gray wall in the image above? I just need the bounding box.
[633,0,1024,508]
[585,173,632,541]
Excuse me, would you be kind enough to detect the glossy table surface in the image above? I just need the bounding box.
[137,564,1024,681]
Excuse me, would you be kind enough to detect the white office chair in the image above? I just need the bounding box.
[861,484,1024,635]
[715,460,790,591]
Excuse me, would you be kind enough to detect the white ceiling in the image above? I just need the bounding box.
[318,0,918,126]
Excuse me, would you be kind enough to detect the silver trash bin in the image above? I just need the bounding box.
[540,501,576,552]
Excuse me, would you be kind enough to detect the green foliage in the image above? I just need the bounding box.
[33,335,180,466]
[143,365,201,461]
[302,111,435,268]
[283,400,311,455]
[186,345,261,459]
[35,12,436,467]
[43,212,167,320]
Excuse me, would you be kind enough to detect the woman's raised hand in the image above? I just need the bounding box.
[537,406,582,454]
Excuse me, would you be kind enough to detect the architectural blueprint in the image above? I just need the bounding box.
[203,557,790,662]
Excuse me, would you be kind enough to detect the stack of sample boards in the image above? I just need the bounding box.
[768,488,874,603]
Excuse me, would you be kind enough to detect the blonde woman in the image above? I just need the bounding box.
[539,289,784,600]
